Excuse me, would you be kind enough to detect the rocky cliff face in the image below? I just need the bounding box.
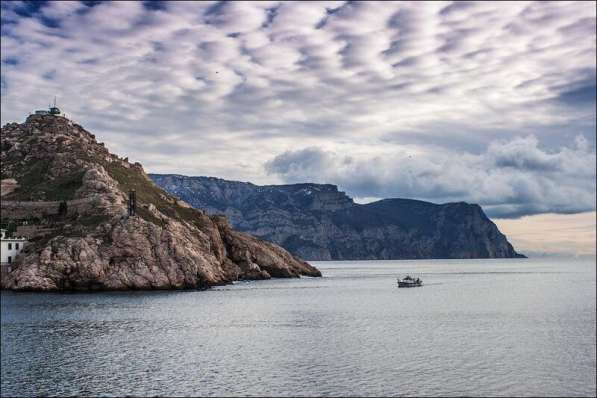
[0,115,320,291]
[150,174,525,260]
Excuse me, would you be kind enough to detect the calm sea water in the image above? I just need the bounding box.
[1,258,595,397]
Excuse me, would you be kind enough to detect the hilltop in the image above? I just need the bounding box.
[150,174,525,260]
[0,115,320,291]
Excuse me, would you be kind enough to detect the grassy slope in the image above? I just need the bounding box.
[103,161,211,230]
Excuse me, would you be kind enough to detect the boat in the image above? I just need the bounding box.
[397,275,422,288]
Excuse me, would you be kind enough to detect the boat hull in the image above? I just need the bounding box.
[397,282,422,288]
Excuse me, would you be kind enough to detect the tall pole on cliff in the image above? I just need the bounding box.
[128,190,136,217]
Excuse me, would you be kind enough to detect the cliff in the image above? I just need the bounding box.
[0,115,320,291]
[150,174,525,260]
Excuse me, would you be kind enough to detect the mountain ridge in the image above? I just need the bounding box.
[150,173,525,260]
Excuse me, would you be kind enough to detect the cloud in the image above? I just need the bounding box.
[0,0,595,221]
[40,1,86,20]
[556,78,597,107]
[205,1,272,34]
[265,135,596,218]
[265,147,333,175]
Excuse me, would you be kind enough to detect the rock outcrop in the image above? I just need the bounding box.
[0,115,320,291]
[150,174,525,260]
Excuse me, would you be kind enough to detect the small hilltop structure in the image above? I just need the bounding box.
[32,97,70,119]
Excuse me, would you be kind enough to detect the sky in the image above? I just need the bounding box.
[1,1,595,256]
[495,211,596,258]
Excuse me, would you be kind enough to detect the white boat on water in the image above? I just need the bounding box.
[397,275,423,288]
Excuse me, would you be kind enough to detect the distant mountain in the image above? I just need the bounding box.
[0,115,320,291]
[150,174,525,260]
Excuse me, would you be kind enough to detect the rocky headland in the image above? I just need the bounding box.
[0,115,320,291]
[150,174,525,260]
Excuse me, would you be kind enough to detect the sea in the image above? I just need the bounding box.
[1,258,595,397]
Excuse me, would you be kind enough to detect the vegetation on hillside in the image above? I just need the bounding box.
[104,161,209,230]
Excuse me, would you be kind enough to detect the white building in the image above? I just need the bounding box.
[1,229,27,267]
